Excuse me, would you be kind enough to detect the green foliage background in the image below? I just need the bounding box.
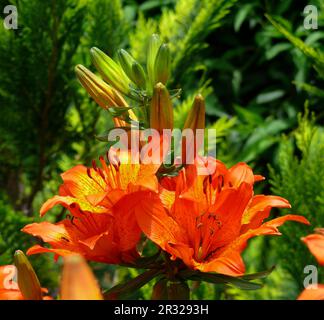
[0,0,324,299]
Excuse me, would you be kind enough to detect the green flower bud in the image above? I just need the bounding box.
[14,250,42,300]
[147,34,161,87]
[90,47,131,96]
[154,44,170,85]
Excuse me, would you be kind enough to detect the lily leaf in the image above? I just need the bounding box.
[241,266,275,281]
[103,269,162,300]
[180,270,263,290]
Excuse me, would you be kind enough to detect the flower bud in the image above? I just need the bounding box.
[150,82,174,132]
[60,255,103,300]
[147,34,161,87]
[154,44,170,85]
[75,64,127,109]
[90,47,131,96]
[183,94,205,131]
[131,62,146,89]
[14,250,42,300]
[117,49,146,89]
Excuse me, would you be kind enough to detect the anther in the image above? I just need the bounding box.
[92,159,97,171]
[87,167,92,178]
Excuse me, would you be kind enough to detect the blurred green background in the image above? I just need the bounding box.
[0,0,324,299]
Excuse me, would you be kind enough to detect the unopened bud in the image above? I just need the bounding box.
[75,64,127,109]
[150,82,174,132]
[14,250,42,300]
[147,34,161,88]
[183,94,205,131]
[90,47,131,97]
[182,94,206,164]
[154,44,170,85]
[117,49,146,89]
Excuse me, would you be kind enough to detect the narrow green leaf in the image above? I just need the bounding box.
[103,269,162,300]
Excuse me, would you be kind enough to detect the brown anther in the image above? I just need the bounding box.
[92,159,97,171]
[86,167,92,178]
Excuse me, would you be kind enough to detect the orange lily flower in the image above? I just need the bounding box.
[298,228,324,300]
[23,149,163,264]
[135,159,310,276]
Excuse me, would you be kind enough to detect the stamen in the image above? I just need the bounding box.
[87,167,92,178]
[92,159,97,171]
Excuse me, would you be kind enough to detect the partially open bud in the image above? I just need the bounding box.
[14,250,42,300]
[60,255,103,300]
[154,44,170,85]
[183,94,205,131]
[147,34,161,88]
[90,47,131,97]
[75,64,127,109]
[150,82,174,132]
[117,49,146,89]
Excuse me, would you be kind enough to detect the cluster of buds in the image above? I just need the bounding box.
[75,34,206,174]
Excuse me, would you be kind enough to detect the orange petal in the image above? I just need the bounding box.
[22,222,76,248]
[302,234,324,266]
[60,165,106,199]
[298,285,324,300]
[209,183,253,249]
[254,175,265,182]
[40,195,108,217]
[241,195,291,232]
[198,252,246,276]
[200,214,309,276]
[26,245,76,258]
[225,162,254,188]
[135,194,185,252]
